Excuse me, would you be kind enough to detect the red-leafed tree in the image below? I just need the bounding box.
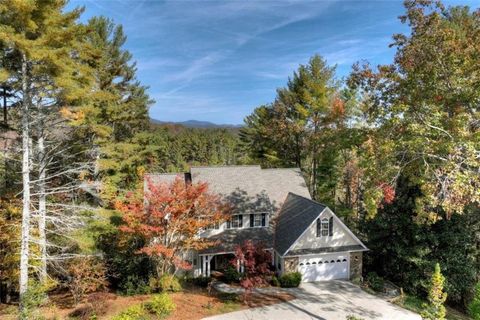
[116,176,228,276]
[232,240,273,301]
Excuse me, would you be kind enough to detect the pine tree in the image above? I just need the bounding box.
[0,0,94,311]
[76,16,153,202]
[240,54,350,200]
[422,263,447,320]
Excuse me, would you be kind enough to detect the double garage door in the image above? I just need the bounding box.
[298,253,349,282]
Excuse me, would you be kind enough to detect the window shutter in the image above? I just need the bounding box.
[250,214,254,227]
[239,215,243,228]
[227,219,231,229]
[316,219,321,237]
[261,213,266,226]
[329,217,333,236]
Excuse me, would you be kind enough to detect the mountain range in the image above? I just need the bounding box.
[150,118,243,129]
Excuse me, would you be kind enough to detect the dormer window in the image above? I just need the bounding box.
[205,222,220,230]
[226,215,243,229]
[316,217,333,237]
[250,213,266,227]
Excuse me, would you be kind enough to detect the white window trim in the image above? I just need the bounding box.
[253,214,263,227]
[228,214,243,229]
[321,218,329,237]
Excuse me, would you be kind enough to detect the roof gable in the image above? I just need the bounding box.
[274,193,326,256]
[274,194,367,256]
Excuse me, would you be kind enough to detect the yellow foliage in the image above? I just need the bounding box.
[59,107,85,123]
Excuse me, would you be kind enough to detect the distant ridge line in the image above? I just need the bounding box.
[150,118,243,129]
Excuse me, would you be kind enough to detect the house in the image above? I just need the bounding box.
[146,165,367,283]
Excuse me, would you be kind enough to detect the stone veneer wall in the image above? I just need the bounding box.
[284,257,299,273]
[349,252,363,280]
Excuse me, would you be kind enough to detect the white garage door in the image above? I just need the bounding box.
[298,253,349,282]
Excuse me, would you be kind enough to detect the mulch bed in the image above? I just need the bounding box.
[0,286,295,320]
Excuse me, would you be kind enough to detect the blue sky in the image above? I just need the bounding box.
[67,0,476,124]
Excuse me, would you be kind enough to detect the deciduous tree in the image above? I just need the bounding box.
[232,240,273,301]
[348,0,480,220]
[117,177,228,276]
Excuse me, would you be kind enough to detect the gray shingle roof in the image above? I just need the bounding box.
[274,193,326,256]
[146,167,310,212]
[145,166,313,254]
[199,228,274,254]
[190,166,310,214]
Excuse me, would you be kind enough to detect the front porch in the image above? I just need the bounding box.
[196,249,274,277]
[197,253,242,277]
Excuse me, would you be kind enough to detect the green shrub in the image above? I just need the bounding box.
[469,282,480,320]
[145,293,176,318]
[157,274,182,292]
[119,275,151,296]
[366,272,384,292]
[279,272,302,288]
[346,316,365,320]
[271,275,280,287]
[111,304,147,320]
[223,266,241,283]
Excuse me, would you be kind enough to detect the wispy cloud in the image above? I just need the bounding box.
[70,0,407,124]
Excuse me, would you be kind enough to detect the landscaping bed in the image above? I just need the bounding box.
[0,284,294,319]
[391,294,472,320]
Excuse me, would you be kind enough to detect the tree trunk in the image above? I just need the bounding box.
[37,118,47,283]
[2,86,6,126]
[19,54,31,306]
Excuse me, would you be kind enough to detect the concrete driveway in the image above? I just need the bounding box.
[204,280,421,320]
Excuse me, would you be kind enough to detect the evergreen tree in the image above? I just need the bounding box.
[240,54,360,203]
[77,16,153,202]
[0,0,93,310]
[422,263,447,320]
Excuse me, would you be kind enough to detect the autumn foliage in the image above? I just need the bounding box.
[232,240,273,301]
[116,176,228,275]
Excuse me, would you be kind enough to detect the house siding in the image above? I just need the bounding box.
[291,208,358,250]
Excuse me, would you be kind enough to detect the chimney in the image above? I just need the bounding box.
[184,172,192,186]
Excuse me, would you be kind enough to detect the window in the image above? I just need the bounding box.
[250,213,266,227]
[254,214,262,227]
[205,222,220,230]
[322,218,329,236]
[316,217,332,237]
[227,215,243,229]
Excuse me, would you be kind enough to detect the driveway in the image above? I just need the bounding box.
[204,280,421,320]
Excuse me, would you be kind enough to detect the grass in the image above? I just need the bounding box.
[393,294,472,320]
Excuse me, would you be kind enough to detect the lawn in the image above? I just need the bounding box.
[0,286,294,319]
[393,294,472,320]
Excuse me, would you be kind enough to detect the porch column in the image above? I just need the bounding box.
[202,254,214,277]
